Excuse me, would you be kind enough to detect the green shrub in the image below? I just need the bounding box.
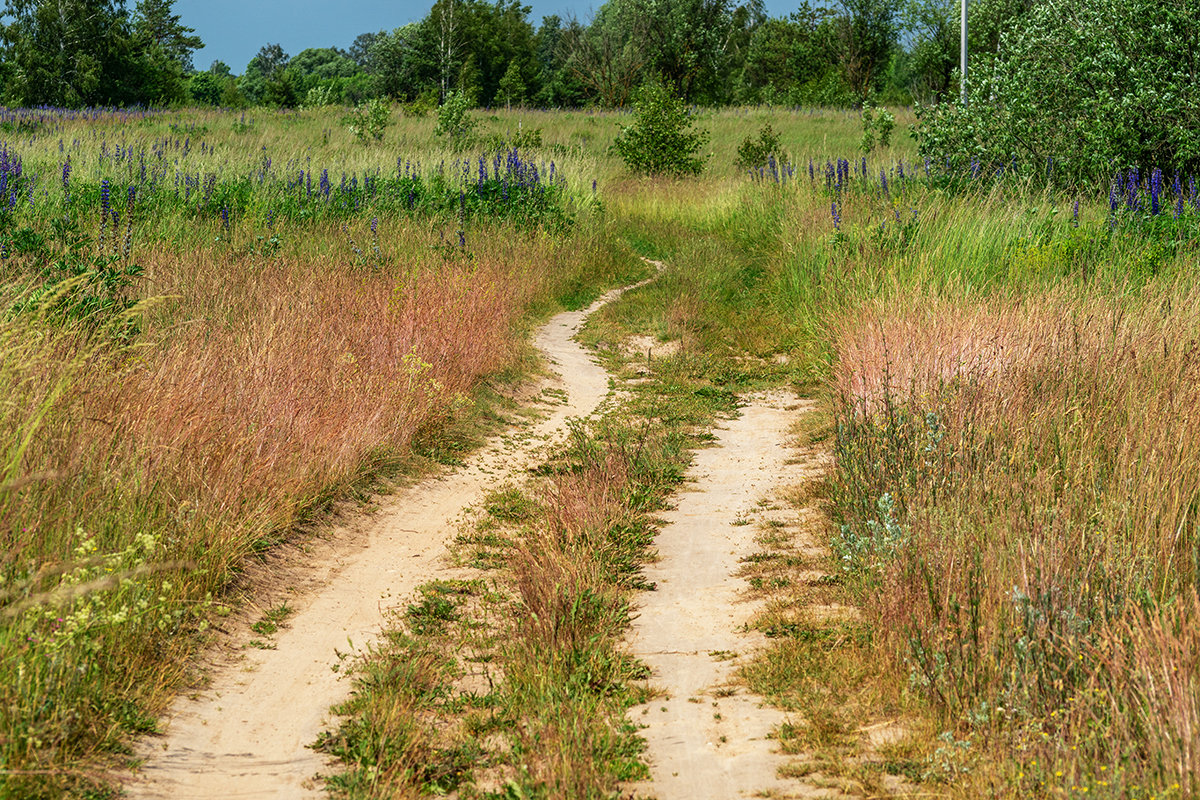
[303,84,337,109]
[343,98,391,144]
[613,82,709,177]
[434,90,477,146]
[859,104,895,154]
[915,0,1200,184]
[736,123,789,170]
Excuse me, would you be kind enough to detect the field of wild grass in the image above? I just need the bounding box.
[3,102,1196,799]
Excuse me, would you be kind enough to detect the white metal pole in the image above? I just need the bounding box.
[961,0,968,105]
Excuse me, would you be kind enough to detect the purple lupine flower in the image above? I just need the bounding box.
[880,169,888,196]
[831,201,841,230]
[1150,167,1163,215]
[221,207,230,230]
[99,179,111,247]
[1072,198,1079,228]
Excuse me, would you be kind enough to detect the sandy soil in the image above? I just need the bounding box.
[623,392,835,800]
[122,285,633,800]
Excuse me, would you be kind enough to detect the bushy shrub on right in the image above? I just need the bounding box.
[915,0,1200,185]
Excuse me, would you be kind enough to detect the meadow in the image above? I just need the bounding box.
[1,104,1197,798]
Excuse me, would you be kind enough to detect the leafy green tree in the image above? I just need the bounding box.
[435,89,477,144]
[131,0,202,102]
[133,0,200,70]
[738,6,839,103]
[496,59,526,108]
[560,6,644,107]
[344,97,391,142]
[901,0,958,101]
[531,15,587,107]
[613,81,709,175]
[197,59,244,106]
[349,31,382,66]
[188,70,223,105]
[430,0,537,106]
[238,43,289,105]
[0,0,138,106]
[287,47,361,103]
[834,0,900,101]
[580,0,762,104]
[917,0,1200,182]
[290,47,358,83]
[367,24,434,99]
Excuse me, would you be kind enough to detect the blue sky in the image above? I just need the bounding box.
[177,0,798,73]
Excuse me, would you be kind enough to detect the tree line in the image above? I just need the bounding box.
[1,0,1052,110]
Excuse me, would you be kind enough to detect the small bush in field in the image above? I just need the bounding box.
[859,105,895,154]
[434,91,477,146]
[736,123,788,170]
[614,82,709,177]
[344,98,391,144]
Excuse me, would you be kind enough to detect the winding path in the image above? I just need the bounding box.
[125,284,634,799]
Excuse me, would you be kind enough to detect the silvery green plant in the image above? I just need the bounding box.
[434,90,477,146]
[345,98,391,144]
[835,492,908,573]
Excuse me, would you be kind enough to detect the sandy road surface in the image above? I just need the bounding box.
[124,285,632,800]
[624,392,834,800]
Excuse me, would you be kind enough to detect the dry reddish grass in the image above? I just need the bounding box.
[0,217,629,795]
[829,281,1200,796]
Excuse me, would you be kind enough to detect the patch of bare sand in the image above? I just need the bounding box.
[122,283,640,800]
[623,392,837,800]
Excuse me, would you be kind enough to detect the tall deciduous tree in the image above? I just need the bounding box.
[238,43,289,105]
[834,0,900,101]
[1,0,136,106]
[132,0,203,102]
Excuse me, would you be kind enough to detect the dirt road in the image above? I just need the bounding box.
[124,287,629,799]
[624,392,833,800]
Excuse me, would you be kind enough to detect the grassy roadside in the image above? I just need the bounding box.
[7,103,1197,798]
[0,107,644,798]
